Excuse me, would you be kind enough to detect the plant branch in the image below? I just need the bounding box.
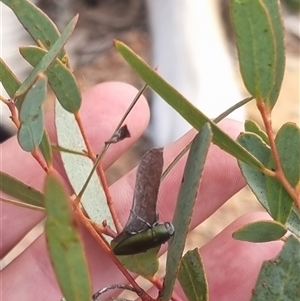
[31,149,49,172]
[74,205,154,300]
[257,101,299,209]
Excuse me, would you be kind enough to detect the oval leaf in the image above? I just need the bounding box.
[14,14,78,98]
[245,119,269,145]
[44,172,91,301]
[266,123,299,224]
[0,58,22,109]
[231,0,285,109]
[233,220,287,242]
[275,123,300,187]
[238,132,300,237]
[266,160,294,224]
[20,46,81,112]
[161,123,212,301]
[251,235,300,300]
[115,247,160,279]
[238,132,271,209]
[18,74,47,151]
[178,249,208,301]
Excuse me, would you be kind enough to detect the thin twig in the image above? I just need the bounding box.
[162,96,254,181]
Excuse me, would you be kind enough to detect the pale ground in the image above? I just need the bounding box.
[1,1,299,299]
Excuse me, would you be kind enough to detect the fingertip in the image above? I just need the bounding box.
[200,212,283,301]
[76,82,150,158]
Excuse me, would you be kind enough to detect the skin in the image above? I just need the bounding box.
[0,82,283,301]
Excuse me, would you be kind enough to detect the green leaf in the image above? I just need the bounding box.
[266,160,293,224]
[233,220,287,242]
[14,14,78,98]
[20,46,81,113]
[161,123,212,301]
[115,40,264,172]
[238,132,271,206]
[18,74,47,152]
[55,100,113,228]
[251,235,300,301]
[44,172,91,301]
[39,131,53,166]
[178,249,208,301]
[1,0,67,61]
[245,119,269,145]
[115,247,160,278]
[231,0,285,109]
[0,171,44,208]
[275,123,300,187]
[0,58,22,110]
[237,133,300,237]
[266,123,299,224]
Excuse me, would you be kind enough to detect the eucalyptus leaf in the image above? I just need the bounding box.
[245,120,269,145]
[266,159,293,224]
[55,100,113,230]
[44,172,91,301]
[238,133,300,237]
[178,249,208,301]
[251,235,300,301]
[20,46,81,112]
[115,246,160,279]
[0,171,44,208]
[14,14,78,98]
[275,123,300,187]
[39,131,53,166]
[18,74,47,152]
[0,58,22,109]
[115,40,264,172]
[238,132,271,209]
[266,123,299,224]
[161,123,212,301]
[231,0,285,109]
[2,0,67,61]
[233,220,287,242]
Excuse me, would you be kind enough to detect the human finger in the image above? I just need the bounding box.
[177,212,283,301]
[1,82,150,257]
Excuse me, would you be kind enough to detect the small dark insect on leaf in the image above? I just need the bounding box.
[111,148,175,255]
[105,125,130,144]
[112,222,175,256]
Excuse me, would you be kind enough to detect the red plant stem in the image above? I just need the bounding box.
[90,219,117,238]
[31,149,49,172]
[74,205,154,301]
[97,164,122,233]
[1,96,20,128]
[257,101,300,209]
[74,111,122,233]
[74,111,95,158]
[8,102,20,128]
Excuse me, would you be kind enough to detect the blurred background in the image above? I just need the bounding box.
[1,0,299,281]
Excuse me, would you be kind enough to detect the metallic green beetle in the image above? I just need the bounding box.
[111,148,174,255]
